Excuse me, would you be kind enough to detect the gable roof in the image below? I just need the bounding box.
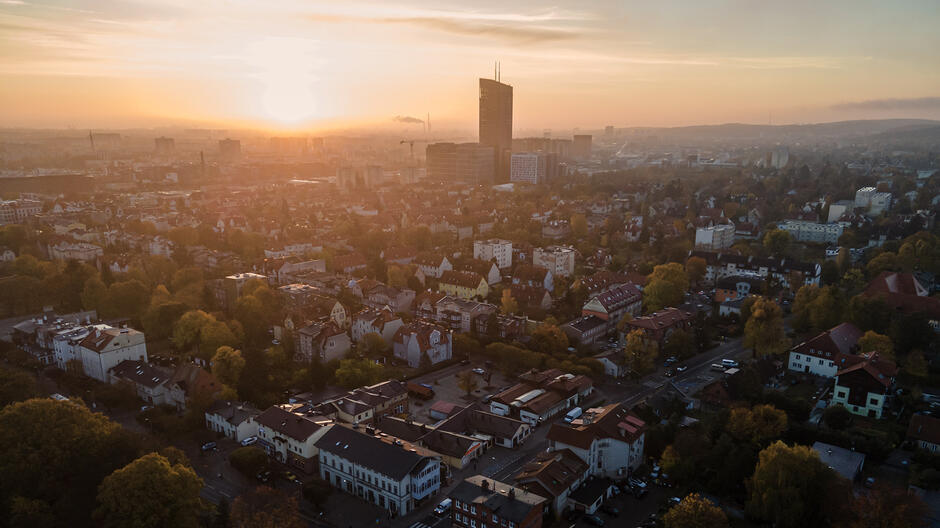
[256,405,327,442]
[449,475,547,523]
[440,270,486,289]
[835,352,898,388]
[546,403,646,450]
[514,448,588,498]
[793,322,863,359]
[315,425,432,480]
[908,414,940,446]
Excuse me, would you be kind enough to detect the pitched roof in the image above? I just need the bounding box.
[835,352,898,388]
[908,414,940,446]
[256,405,327,442]
[589,282,642,311]
[206,400,261,425]
[513,449,588,498]
[513,264,548,283]
[449,475,547,524]
[110,360,171,389]
[440,270,486,289]
[546,403,646,450]
[627,307,694,331]
[793,322,862,360]
[315,425,432,480]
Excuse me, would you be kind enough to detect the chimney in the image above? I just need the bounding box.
[480,479,489,491]
[508,488,515,500]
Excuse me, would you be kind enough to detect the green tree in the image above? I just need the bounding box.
[172,310,212,352]
[846,294,892,334]
[747,441,851,528]
[0,366,38,407]
[529,324,569,355]
[570,213,588,238]
[94,452,204,528]
[685,256,707,287]
[454,334,482,360]
[664,329,694,359]
[230,486,303,528]
[867,252,899,277]
[644,278,683,312]
[82,276,109,312]
[663,493,729,528]
[211,346,246,387]
[624,329,657,375]
[763,229,792,256]
[727,404,787,446]
[360,333,389,359]
[10,495,56,528]
[333,358,384,388]
[229,446,267,477]
[102,280,151,320]
[500,289,519,315]
[199,320,239,360]
[457,370,478,397]
[822,404,852,429]
[743,297,788,358]
[904,350,929,378]
[649,262,690,293]
[387,265,407,288]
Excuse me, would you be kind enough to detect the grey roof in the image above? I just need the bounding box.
[449,475,546,523]
[812,441,865,481]
[315,425,432,481]
[568,477,615,506]
[206,400,261,425]
[110,360,172,389]
[257,406,327,442]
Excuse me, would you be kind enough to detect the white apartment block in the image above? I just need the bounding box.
[855,187,893,216]
[778,220,844,244]
[533,246,576,278]
[694,224,735,250]
[473,239,513,269]
[510,152,547,184]
[48,242,103,262]
[77,326,147,382]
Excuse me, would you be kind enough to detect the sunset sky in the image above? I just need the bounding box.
[1,0,939,132]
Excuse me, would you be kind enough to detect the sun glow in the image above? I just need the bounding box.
[245,37,323,125]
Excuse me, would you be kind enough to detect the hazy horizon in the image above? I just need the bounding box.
[2,0,940,131]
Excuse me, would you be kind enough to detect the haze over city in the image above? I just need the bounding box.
[2,0,940,131]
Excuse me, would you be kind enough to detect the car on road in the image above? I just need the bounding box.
[200,441,217,452]
[256,470,271,483]
[433,498,452,515]
[583,513,605,526]
[664,356,678,366]
[140,405,153,412]
[676,365,688,373]
[472,367,486,375]
[721,359,739,369]
[283,470,300,484]
[664,369,676,377]
[240,436,258,446]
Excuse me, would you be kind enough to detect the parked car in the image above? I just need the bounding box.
[472,367,486,375]
[583,513,605,526]
[433,498,452,515]
[676,365,688,373]
[140,405,154,412]
[664,369,676,377]
[601,504,620,516]
[240,436,258,446]
[200,442,217,452]
[283,470,299,483]
[256,470,271,483]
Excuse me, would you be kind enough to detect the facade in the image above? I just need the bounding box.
[450,475,547,528]
[546,403,646,478]
[438,270,489,300]
[77,326,147,383]
[479,78,513,181]
[908,414,940,454]
[694,224,735,250]
[689,250,822,290]
[256,405,333,473]
[456,143,496,185]
[297,322,351,363]
[855,187,892,216]
[714,276,764,303]
[392,321,453,368]
[624,308,695,350]
[351,308,404,344]
[533,246,576,278]
[0,199,42,225]
[426,142,458,182]
[317,425,442,516]
[787,322,863,377]
[831,353,897,419]
[580,282,642,332]
[510,152,555,184]
[514,449,589,517]
[489,369,593,426]
[414,253,452,279]
[572,135,592,159]
[205,400,261,442]
[474,239,513,269]
[778,220,844,244]
[48,241,103,262]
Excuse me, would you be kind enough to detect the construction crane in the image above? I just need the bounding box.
[399,139,428,165]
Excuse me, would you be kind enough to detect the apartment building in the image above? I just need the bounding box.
[533,246,576,278]
[473,239,513,269]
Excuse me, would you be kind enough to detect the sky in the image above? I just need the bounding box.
[1,0,939,132]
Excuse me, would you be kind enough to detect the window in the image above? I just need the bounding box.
[869,398,878,406]
[837,391,846,399]
[471,505,477,514]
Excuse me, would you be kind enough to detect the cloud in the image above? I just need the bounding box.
[387,17,577,43]
[393,115,423,124]
[831,96,940,111]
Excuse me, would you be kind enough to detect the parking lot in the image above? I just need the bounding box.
[410,364,515,421]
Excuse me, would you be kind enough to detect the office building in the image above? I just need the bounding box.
[426,142,458,182]
[510,152,556,184]
[456,143,495,184]
[479,78,513,181]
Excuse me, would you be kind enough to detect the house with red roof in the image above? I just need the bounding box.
[864,271,940,332]
[546,403,646,477]
[908,414,940,454]
[788,322,863,377]
[831,352,898,419]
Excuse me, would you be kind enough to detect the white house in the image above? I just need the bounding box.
[77,326,147,383]
[351,308,404,344]
[257,405,333,473]
[473,239,513,269]
[788,322,862,378]
[392,321,452,368]
[205,400,261,442]
[546,404,646,478]
[533,246,576,278]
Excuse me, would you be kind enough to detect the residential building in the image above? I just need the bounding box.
[546,403,646,478]
[297,321,351,363]
[714,276,764,303]
[510,285,553,312]
[48,241,103,262]
[623,308,695,351]
[562,315,607,345]
[257,405,333,473]
[205,400,261,442]
[831,353,897,419]
[533,246,576,278]
[855,186,892,215]
[812,442,865,481]
[511,152,555,184]
[778,220,844,244]
[436,405,532,449]
[459,259,502,286]
[415,293,496,333]
[317,425,442,516]
[351,308,404,344]
[474,239,513,269]
[331,252,368,274]
[908,414,940,454]
[393,320,453,368]
[512,264,554,292]
[581,282,642,333]
[414,253,452,279]
[572,134,592,159]
[489,369,593,426]
[514,449,590,517]
[439,270,489,300]
[450,475,547,528]
[788,322,863,377]
[864,272,940,331]
[223,272,268,310]
[314,380,409,424]
[694,224,735,250]
[77,326,147,383]
[688,250,822,290]
[109,360,181,407]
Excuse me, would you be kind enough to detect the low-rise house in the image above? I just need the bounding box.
[109,360,180,407]
[473,313,527,340]
[414,253,452,279]
[864,271,940,332]
[510,285,553,312]
[317,425,442,516]
[788,322,863,377]
[581,282,642,332]
[593,350,627,378]
[439,270,489,300]
[562,315,607,345]
[533,246,576,278]
[297,321,351,363]
[490,369,593,426]
[812,441,865,481]
[331,252,368,274]
[623,308,694,351]
[315,380,409,424]
[351,308,404,344]
[512,264,554,292]
[392,320,453,368]
[714,276,764,302]
[449,475,547,528]
[547,403,646,478]
[77,326,148,383]
[514,449,590,517]
[436,406,532,449]
[908,414,940,454]
[689,250,821,290]
[459,259,502,285]
[831,353,897,419]
[205,400,261,442]
[257,405,333,473]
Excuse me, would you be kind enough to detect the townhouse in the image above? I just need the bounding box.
[109,360,182,407]
[832,353,897,419]
[546,403,646,478]
[688,249,821,290]
[788,322,863,377]
[438,270,489,300]
[256,405,334,473]
[297,321,351,363]
[205,400,261,442]
[414,253,453,279]
[514,449,589,517]
[449,476,547,528]
[393,320,453,368]
[77,326,148,383]
[351,308,404,343]
[512,264,554,292]
[580,282,642,333]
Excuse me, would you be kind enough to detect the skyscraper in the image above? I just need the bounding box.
[479,78,512,182]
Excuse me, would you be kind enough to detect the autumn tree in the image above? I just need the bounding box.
[849,481,927,528]
[457,370,478,397]
[857,331,895,361]
[644,262,690,312]
[727,404,787,446]
[624,329,658,375]
[664,329,694,359]
[743,297,788,358]
[229,446,268,477]
[663,493,729,528]
[360,332,389,359]
[230,486,303,528]
[95,453,204,528]
[763,229,793,257]
[685,256,707,287]
[529,324,570,355]
[0,366,38,407]
[747,441,852,528]
[333,358,384,388]
[500,288,519,315]
[211,346,246,388]
[570,213,588,238]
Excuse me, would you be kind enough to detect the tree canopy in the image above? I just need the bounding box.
[743,297,788,357]
[663,493,729,528]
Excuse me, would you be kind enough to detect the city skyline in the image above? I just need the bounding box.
[1,1,940,131]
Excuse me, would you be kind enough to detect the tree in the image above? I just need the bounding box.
[743,297,788,358]
[664,329,694,359]
[457,370,478,396]
[648,262,690,293]
[570,213,588,238]
[95,453,204,528]
[230,486,303,528]
[333,358,384,388]
[387,265,407,288]
[301,478,333,509]
[211,346,246,387]
[624,329,658,375]
[529,324,569,355]
[229,446,268,477]
[500,289,519,315]
[10,495,55,528]
[172,310,213,352]
[360,333,389,359]
[822,404,852,429]
[0,366,38,407]
[846,294,892,334]
[763,229,792,256]
[857,331,895,361]
[727,404,787,446]
[644,278,683,312]
[102,279,151,320]
[685,256,707,287]
[849,481,927,528]
[867,252,899,277]
[454,334,482,361]
[81,276,109,312]
[663,493,728,528]
[747,441,852,528]
[199,320,239,360]
[904,350,929,378]
[418,350,432,371]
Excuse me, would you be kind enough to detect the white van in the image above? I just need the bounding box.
[721,359,739,369]
[711,364,726,372]
[564,407,583,423]
[433,498,453,516]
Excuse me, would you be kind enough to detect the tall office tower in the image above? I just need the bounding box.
[154,137,175,156]
[218,138,241,161]
[479,78,513,182]
[572,134,593,160]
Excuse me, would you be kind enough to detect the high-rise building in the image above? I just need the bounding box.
[572,135,592,160]
[510,152,556,184]
[456,143,495,185]
[218,138,241,161]
[154,137,175,156]
[605,125,615,136]
[479,78,513,181]
[426,142,458,182]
